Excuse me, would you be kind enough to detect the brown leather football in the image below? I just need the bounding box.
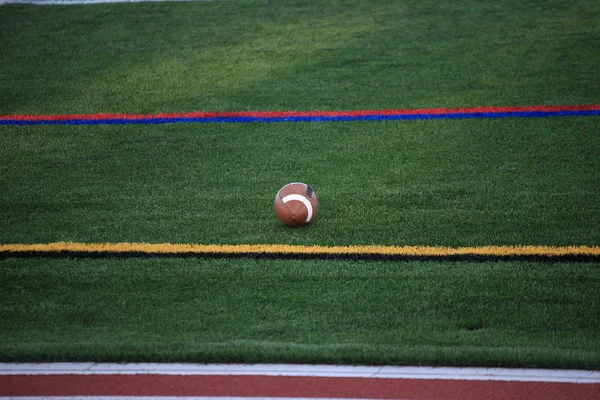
[274,182,318,227]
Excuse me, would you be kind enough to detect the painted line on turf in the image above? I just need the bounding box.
[1,242,599,261]
[1,363,600,383]
[1,104,599,126]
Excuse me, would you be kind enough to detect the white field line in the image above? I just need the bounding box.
[0,363,599,383]
[0,0,237,5]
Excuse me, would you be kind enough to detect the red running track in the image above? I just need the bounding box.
[1,373,599,400]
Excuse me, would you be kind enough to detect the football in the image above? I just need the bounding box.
[274,182,318,227]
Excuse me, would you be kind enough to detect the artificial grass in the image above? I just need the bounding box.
[0,257,599,368]
[0,0,599,114]
[1,117,599,247]
[1,1,598,247]
[1,0,599,369]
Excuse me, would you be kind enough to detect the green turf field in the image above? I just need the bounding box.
[1,118,599,246]
[1,258,599,368]
[1,0,598,113]
[1,0,599,368]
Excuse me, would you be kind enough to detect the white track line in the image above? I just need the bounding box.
[3,397,395,400]
[0,0,233,5]
[0,363,599,383]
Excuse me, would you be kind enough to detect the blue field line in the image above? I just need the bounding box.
[1,110,599,126]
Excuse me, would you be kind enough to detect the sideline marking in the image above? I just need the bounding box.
[1,363,600,383]
[1,242,600,261]
[1,104,599,126]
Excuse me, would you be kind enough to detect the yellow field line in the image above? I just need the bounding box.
[1,242,600,257]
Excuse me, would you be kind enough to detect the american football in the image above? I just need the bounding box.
[274,182,318,227]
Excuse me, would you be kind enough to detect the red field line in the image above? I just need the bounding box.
[1,104,599,121]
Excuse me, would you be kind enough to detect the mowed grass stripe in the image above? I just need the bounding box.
[1,242,599,262]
